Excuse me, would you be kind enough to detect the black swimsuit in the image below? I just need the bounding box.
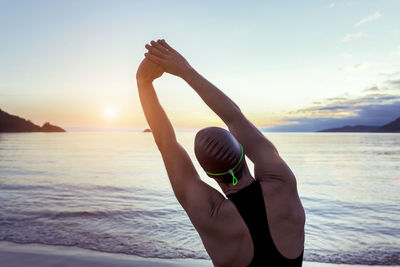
[226,180,303,267]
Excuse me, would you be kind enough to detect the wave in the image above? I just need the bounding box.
[1,208,179,223]
[1,211,399,265]
[0,229,207,260]
[0,183,137,194]
[305,249,400,265]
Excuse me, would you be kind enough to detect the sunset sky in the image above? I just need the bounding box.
[1,0,399,131]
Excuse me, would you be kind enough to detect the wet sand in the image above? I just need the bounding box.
[0,241,389,267]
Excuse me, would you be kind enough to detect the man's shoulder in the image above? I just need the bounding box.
[197,198,254,267]
[193,196,253,244]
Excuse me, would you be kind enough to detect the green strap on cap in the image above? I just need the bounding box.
[204,144,243,186]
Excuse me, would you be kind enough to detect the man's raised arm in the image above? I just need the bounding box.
[136,57,225,221]
[136,59,177,148]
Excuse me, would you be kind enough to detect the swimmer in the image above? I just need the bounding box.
[136,39,305,267]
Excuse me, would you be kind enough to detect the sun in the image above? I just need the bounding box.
[104,107,115,118]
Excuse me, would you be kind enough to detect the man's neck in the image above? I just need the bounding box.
[218,174,254,196]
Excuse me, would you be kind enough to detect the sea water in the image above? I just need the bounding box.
[0,132,399,265]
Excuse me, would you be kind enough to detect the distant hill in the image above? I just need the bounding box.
[374,117,400,132]
[0,108,65,132]
[319,125,379,132]
[318,117,400,133]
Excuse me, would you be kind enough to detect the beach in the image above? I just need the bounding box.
[0,241,390,267]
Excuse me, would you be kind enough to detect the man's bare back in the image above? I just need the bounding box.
[191,151,305,266]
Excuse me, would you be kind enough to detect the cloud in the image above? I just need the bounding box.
[266,100,400,132]
[264,79,400,132]
[338,63,369,72]
[363,85,380,92]
[327,97,347,101]
[265,101,400,132]
[355,11,381,27]
[379,70,400,76]
[318,105,350,111]
[342,32,362,42]
[388,79,400,87]
[328,3,335,9]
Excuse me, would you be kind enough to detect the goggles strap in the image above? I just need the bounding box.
[228,169,238,186]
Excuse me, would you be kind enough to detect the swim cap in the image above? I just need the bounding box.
[194,127,245,184]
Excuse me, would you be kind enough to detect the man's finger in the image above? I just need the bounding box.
[159,39,176,53]
[144,53,165,65]
[150,40,170,54]
[145,44,165,58]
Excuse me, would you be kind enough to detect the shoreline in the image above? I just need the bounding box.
[0,241,211,267]
[0,241,392,267]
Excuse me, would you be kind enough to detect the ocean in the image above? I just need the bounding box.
[0,132,399,265]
